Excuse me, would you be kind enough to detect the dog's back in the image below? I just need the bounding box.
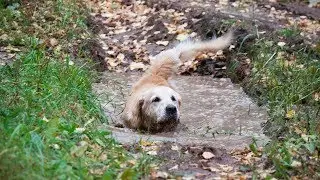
[148,31,233,80]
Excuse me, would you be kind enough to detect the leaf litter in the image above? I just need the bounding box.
[85,0,232,75]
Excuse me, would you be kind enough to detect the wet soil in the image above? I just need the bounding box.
[93,72,268,177]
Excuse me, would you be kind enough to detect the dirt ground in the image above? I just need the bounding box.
[87,0,320,178]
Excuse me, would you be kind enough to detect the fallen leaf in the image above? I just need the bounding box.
[107,58,120,67]
[171,145,179,151]
[49,38,58,47]
[156,40,169,46]
[50,144,60,150]
[42,116,49,122]
[139,140,153,146]
[117,53,125,62]
[168,165,178,171]
[313,92,319,101]
[216,50,223,56]
[285,109,296,119]
[147,150,157,155]
[75,128,86,133]
[129,62,146,70]
[176,33,189,41]
[107,50,115,55]
[156,171,168,178]
[202,151,215,159]
[277,42,286,47]
[291,160,302,167]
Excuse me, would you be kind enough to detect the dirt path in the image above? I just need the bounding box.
[87,0,319,178]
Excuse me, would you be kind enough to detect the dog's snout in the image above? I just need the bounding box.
[166,105,177,114]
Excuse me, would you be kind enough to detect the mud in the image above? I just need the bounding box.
[93,72,268,177]
[124,141,244,178]
[94,72,268,147]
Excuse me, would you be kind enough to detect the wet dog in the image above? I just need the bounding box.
[121,31,233,133]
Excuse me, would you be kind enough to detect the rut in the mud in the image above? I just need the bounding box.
[88,0,319,178]
[93,72,268,178]
[94,72,267,148]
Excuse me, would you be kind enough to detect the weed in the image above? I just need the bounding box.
[239,26,320,178]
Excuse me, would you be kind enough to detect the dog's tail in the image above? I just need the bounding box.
[149,31,233,80]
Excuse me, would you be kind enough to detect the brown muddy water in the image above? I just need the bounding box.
[93,72,268,150]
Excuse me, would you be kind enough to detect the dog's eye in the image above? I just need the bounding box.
[152,97,161,103]
[171,96,176,101]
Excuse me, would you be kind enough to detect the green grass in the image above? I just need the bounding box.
[0,0,153,179]
[240,28,320,178]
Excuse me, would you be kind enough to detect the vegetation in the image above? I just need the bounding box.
[0,0,152,179]
[241,27,320,178]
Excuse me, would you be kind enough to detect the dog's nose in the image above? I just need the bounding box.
[166,105,177,114]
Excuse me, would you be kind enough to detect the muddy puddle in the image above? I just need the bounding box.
[93,72,268,150]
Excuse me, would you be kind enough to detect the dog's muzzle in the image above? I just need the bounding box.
[164,105,178,121]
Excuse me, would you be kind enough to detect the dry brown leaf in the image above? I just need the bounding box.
[107,58,120,67]
[116,53,125,62]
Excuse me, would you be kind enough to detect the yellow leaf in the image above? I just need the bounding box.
[176,33,189,41]
[139,140,153,146]
[285,109,295,119]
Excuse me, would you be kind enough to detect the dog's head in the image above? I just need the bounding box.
[138,86,181,132]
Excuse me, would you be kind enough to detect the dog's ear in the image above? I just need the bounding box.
[123,96,144,129]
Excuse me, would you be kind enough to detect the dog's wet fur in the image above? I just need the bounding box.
[121,31,233,133]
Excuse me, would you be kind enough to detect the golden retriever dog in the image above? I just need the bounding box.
[121,31,233,133]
